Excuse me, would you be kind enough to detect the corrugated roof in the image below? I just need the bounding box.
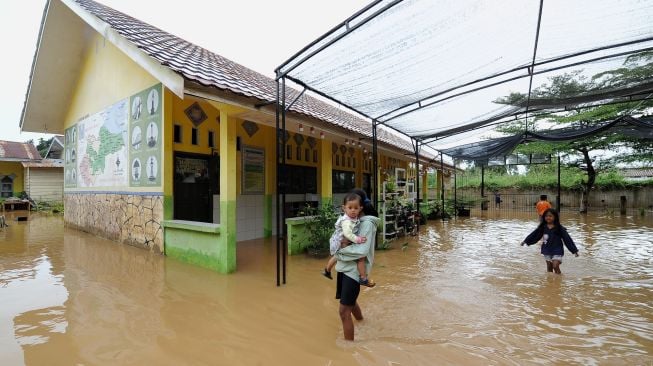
[621,168,653,178]
[0,140,41,161]
[72,0,431,158]
[22,159,64,168]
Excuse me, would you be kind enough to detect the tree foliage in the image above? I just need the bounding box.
[493,51,653,212]
[34,137,53,158]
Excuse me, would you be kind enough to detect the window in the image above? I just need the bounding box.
[174,124,182,143]
[335,155,340,166]
[313,150,318,163]
[332,170,356,193]
[282,165,317,194]
[1,176,13,198]
[208,131,215,148]
[296,146,302,160]
[191,128,198,145]
[305,148,310,162]
[286,145,292,160]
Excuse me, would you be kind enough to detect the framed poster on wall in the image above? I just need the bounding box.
[242,145,265,195]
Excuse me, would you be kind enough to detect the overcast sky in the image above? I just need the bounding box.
[0,0,370,144]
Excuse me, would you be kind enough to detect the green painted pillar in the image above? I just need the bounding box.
[219,110,237,273]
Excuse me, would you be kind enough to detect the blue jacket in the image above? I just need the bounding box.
[524,225,578,256]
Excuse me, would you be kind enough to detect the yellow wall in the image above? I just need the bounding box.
[64,32,159,127]
[0,162,24,196]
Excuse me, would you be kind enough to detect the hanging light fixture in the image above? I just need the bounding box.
[358,141,362,148]
[310,126,315,134]
[320,131,325,139]
[345,139,348,145]
[298,123,304,132]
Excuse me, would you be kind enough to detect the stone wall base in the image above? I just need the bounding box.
[64,193,164,253]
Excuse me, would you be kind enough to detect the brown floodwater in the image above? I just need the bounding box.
[1,210,652,365]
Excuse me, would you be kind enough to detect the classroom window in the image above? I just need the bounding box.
[286,145,292,160]
[208,131,215,148]
[283,165,317,194]
[296,146,301,160]
[191,128,198,145]
[305,148,310,162]
[313,150,318,163]
[332,170,356,193]
[174,125,182,143]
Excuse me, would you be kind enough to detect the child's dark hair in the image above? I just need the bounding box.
[351,188,379,217]
[343,193,363,206]
[538,208,562,234]
[540,194,548,200]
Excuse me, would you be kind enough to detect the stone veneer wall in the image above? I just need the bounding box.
[64,193,164,253]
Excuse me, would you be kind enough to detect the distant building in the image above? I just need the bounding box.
[621,168,653,182]
[0,140,42,198]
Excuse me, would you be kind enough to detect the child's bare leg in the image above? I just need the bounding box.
[322,256,336,279]
[325,256,337,272]
[356,258,367,279]
[546,260,553,272]
[552,260,562,274]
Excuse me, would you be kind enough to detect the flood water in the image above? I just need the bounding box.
[1,210,652,365]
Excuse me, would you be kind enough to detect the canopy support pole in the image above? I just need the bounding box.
[275,77,281,286]
[557,153,561,212]
[275,75,288,286]
[281,78,287,285]
[440,154,445,222]
[453,159,457,217]
[372,121,379,207]
[413,139,420,232]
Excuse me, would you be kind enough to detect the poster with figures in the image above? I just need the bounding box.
[64,124,78,188]
[129,83,162,186]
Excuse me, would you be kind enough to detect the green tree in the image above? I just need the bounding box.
[496,52,653,212]
[35,137,53,158]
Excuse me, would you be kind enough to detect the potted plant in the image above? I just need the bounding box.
[301,201,339,258]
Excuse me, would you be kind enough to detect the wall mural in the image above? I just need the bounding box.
[63,83,163,190]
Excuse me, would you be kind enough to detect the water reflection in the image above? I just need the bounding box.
[0,210,652,365]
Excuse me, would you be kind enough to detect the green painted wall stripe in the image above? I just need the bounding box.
[218,199,237,273]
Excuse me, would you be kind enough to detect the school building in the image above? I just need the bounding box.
[20,0,451,273]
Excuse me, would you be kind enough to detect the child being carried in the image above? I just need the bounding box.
[321,193,375,287]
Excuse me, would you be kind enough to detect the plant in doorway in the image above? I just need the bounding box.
[298,201,339,258]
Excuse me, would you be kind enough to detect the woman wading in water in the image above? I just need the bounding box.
[333,189,379,341]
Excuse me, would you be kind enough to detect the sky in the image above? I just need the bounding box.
[0,0,370,144]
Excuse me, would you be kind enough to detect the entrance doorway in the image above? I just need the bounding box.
[173,153,219,223]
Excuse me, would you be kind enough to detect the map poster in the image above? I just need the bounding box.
[64,124,78,188]
[129,83,162,187]
[242,146,265,194]
[76,99,129,188]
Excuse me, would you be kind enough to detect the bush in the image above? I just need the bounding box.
[299,201,339,257]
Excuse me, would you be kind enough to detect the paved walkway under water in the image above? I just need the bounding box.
[1,210,652,365]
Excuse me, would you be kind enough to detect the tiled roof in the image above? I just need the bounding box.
[73,0,428,157]
[0,140,41,161]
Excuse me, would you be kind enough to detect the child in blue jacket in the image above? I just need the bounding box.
[521,208,579,274]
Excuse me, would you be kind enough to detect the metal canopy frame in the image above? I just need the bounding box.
[273,0,653,285]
